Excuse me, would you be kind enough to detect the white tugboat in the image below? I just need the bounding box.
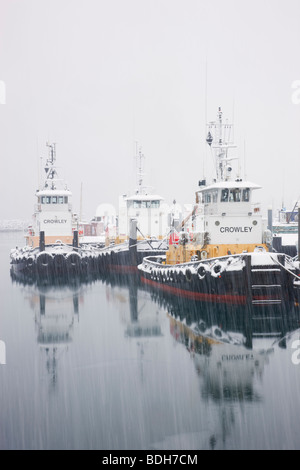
[272,202,299,257]
[138,107,300,310]
[25,142,77,248]
[10,143,101,283]
[117,144,171,243]
[97,144,170,274]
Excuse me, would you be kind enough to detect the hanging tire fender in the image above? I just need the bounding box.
[197,263,208,280]
[26,255,35,268]
[36,252,53,272]
[66,252,81,269]
[211,261,225,277]
[185,268,193,282]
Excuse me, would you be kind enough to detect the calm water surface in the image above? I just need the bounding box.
[1,232,300,450]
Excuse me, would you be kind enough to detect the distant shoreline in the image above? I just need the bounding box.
[0,229,25,232]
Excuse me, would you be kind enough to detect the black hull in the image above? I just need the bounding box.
[10,244,167,285]
[272,236,298,258]
[138,253,300,313]
[98,248,167,274]
[10,250,100,285]
[96,267,300,349]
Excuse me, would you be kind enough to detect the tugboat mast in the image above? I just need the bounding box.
[44,142,59,189]
[206,106,237,182]
[135,142,146,195]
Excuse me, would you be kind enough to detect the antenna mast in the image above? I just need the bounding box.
[44,142,59,189]
[135,143,145,195]
[206,107,237,182]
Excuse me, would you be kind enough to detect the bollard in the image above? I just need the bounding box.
[129,218,137,266]
[39,231,45,252]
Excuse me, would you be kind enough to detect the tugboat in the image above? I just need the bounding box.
[10,143,101,283]
[138,107,300,311]
[117,144,171,243]
[272,202,299,257]
[97,144,169,274]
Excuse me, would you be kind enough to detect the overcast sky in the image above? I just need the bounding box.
[0,0,300,222]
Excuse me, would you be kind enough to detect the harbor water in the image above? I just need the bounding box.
[1,231,300,450]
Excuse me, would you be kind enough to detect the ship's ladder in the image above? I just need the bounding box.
[246,256,286,333]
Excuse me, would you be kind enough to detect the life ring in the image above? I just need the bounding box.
[185,268,193,282]
[197,264,208,280]
[201,250,208,260]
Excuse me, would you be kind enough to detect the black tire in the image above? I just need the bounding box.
[66,252,81,276]
[185,268,193,282]
[36,253,53,276]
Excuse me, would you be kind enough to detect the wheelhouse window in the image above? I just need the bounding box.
[212,190,218,203]
[204,193,211,204]
[229,188,241,202]
[46,196,51,204]
[196,192,203,204]
[52,196,57,204]
[133,200,160,208]
[58,196,64,204]
[221,189,229,202]
[242,188,250,202]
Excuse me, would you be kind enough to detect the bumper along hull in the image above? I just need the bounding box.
[138,252,299,312]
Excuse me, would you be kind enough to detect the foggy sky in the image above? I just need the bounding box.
[0,0,300,222]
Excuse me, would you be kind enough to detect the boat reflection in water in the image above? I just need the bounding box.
[98,272,300,449]
[99,272,163,374]
[12,276,83,388]
[148,290,300,449]
[9,268,300,449]
[36,285,81,386]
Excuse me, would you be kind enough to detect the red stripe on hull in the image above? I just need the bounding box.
[141,276,247,306]
[108,264,137,274]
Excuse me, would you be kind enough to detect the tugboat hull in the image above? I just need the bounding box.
[138,252,299,309]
